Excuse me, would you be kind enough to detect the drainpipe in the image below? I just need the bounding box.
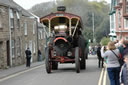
[8,7,12,67]
[36,18,39,61]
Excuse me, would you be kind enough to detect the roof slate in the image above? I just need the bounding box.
[0,0,32,17]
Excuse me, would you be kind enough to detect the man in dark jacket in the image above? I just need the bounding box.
[97,45,104,68]
[25,48,31,67]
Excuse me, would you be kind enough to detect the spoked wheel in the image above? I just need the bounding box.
[52,62,58,70]
[75,47,80,73]
[45,48,51,73]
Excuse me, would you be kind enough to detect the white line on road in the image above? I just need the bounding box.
[98,68,104,85]
[98,63,107,85]
[103,67,107,85]
[0,65,44,82]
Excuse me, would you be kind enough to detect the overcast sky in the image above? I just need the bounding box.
[13,0,111,10]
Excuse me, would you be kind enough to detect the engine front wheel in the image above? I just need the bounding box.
[45,48,51,73]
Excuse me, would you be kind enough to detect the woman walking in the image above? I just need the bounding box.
[101,41,120,85]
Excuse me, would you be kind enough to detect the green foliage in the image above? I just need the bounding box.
[100,37,110,46]
[83,27,93,40]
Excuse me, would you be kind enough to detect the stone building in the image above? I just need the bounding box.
[0,0,39,69]
[38,23,46,60]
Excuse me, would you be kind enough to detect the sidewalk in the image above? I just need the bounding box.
[0,61,44,79]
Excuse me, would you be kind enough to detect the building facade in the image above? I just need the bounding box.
[109,0,117,41]
[112,0,128,40]
[38,23,46,60]
[0,0,41,69]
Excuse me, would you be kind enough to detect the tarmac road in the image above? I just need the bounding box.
[0,55,109,85]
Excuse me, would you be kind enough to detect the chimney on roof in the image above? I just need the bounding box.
[57,6,66,12]
[9,0,13,1]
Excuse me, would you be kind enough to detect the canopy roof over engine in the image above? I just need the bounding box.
[40,6,83,36]
[40,11,83,29]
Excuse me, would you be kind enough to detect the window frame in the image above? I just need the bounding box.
[11,40,15,58]
[24,21,27,35]
[10,9,14,29]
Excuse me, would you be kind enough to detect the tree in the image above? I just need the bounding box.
[100,37,110,46]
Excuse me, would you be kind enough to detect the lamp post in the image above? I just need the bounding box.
[92,13,95,43]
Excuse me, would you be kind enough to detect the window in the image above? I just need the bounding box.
[111,15,114,29]
[126,0,128,13]
[10,9,14,29]
[38,32,41,39]
[116,0,119,5]
[41,30,43,39]
[16,11,20,28]
[0,20,2,28]
[24,21,27,35]
[125,37,128,40]
[119,34,122,40]
[33,42,36,53]
[29,41,32,53]
[43,29,46,39]
[17,38,20,56]
[11,40,15,58]
[0,14,2,28]
[118,10,121,28]
[33,21,36,34]
[124,18,128,28]
[25,43,27,50]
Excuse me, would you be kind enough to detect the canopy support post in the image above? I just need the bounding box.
[48,20,51,36]
[72,19,79,37]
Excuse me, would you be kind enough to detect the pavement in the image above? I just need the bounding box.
[0,61,44,79]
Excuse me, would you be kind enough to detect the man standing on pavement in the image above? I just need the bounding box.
[25,48,31,67]
[97,44,103,68]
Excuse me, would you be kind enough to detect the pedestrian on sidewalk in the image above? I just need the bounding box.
[25,48,31,67]
[38,49,43,61]
[101,41,120,85]
[96,44,104,68]
[120,53,128,85]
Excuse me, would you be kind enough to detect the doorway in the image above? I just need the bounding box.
[0,42,2,68]
[6,41,10,66]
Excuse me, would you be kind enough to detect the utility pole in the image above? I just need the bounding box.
[92,13,95,43]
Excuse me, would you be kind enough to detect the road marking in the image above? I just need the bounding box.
[0,64,44,82]
[98,68,104,85]
[103,67,107,85]
[98,63,107,85]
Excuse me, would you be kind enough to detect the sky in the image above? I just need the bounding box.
[13,0,111,10]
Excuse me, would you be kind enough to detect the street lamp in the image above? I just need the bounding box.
[92,13,95,43]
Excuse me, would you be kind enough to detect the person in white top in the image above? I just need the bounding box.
[101,41,120,85]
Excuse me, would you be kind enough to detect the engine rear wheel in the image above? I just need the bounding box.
[75,47,80,73]
[80,57,86,69]
[45,48,51,73]
[80,49,86,70]
[52,62,58,70]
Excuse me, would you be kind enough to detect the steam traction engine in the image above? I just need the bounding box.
[40,6,88,73]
